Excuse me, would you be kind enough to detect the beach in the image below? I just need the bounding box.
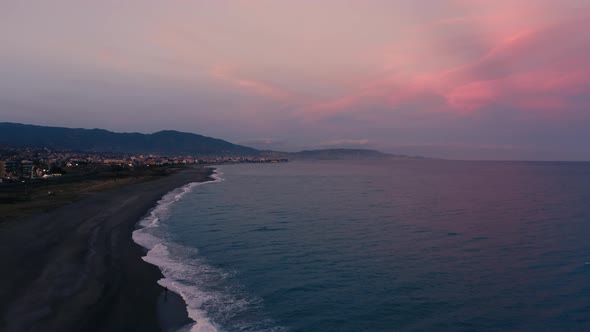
[0,167,213,332]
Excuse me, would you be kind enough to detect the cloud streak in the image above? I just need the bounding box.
[209,66,296,102]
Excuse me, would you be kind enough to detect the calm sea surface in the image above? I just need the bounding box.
[134,160,590,331]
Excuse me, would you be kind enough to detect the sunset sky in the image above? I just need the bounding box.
[1,0,590,160]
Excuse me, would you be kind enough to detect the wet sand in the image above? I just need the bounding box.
[0,167,213,332]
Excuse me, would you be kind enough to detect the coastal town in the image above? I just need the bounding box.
[0,146,287,182]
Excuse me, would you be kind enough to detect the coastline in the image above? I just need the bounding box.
[0,167,214,332]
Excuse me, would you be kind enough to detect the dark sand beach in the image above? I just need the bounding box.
[0,167,213,332]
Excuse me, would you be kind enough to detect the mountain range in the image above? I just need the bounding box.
[0,122,417,159]
[0,122,257,156]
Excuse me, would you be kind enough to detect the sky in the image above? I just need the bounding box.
[1,0,590,160]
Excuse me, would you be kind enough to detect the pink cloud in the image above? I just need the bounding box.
[297,11,590,122]
[210,66,296,102]
[152,1,590,125]
[439,16,590,114]
[445,81,497,113]
[445,71,582,114]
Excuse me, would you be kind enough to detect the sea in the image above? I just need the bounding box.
[133,160,590,332]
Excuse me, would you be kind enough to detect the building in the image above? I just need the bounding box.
[0,160,5,178]
[21,160,34,178]
[5,160,19,178]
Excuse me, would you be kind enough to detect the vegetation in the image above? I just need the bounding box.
[0,122,259,156]
[0,164,186,222]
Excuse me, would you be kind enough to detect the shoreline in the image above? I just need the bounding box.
[0,167,214,332]
[133,169,224,332]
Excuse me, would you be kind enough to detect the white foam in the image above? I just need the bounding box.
[145,243,220,332]
[143,238,269,332]
[132,168,225,332]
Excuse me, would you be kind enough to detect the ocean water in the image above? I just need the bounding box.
[133,160,590,332]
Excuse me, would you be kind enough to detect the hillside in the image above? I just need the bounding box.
[0,123,258,156]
